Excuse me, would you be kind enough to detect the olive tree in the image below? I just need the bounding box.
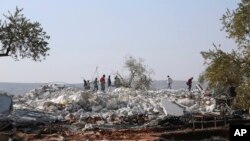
[201,0,250,109]
[0,7,50,61]
[221,0,250,47]
[116,56,153,90]
[201,45,242,94]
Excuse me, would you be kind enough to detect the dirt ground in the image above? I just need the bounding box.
[2,114,241,141]
[1,126,229,141]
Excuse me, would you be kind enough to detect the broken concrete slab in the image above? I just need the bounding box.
[161,98,184,116]
[0,95,12,115]
[11,109,58,127]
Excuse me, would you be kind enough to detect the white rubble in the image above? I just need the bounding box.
[12,83,216,126]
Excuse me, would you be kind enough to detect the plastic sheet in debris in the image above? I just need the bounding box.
[161,98,184,116]
[0,95,12,115]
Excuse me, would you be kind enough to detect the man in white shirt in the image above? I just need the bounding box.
[167,75,173,89]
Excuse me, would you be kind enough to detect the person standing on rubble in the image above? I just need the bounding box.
[186,77,193,91]
[93,78,98,91]
[83,79,88,90]
[107,75,112,88]
[100,74,106,92]
[228,83,237,106]
[228,83,237,97]
[87,80,91,90]
[167,75,173,89]
[114,75,121,88]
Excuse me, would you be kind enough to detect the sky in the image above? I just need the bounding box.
[0,0,239,83]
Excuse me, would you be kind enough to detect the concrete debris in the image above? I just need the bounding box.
[10,83,216,127]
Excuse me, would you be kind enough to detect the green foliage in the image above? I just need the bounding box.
[201,0,250,109]
[198,73,205,84]
[221,0,250,47]
[201,46,241,88]
[234,78,250,109]
[0,7,50,61]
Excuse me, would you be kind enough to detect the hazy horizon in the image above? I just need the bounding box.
[0,79,194,84]
[0,80,197,95]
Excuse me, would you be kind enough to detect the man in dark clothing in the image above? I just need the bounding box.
[228,84,237,97]
[87,80,91,90]
[93,78,98,91]
[83,79,88,90]
[107,75,112,87]
[186,77,193,91]
[100,74,106,92]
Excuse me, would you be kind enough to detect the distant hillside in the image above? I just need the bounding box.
[0,82,44,95]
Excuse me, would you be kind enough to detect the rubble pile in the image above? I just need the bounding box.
[12,83,217,128]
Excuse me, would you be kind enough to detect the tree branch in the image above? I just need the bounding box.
[0,39,12,57]
[0,46,11,57]
[0,54,9,57]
